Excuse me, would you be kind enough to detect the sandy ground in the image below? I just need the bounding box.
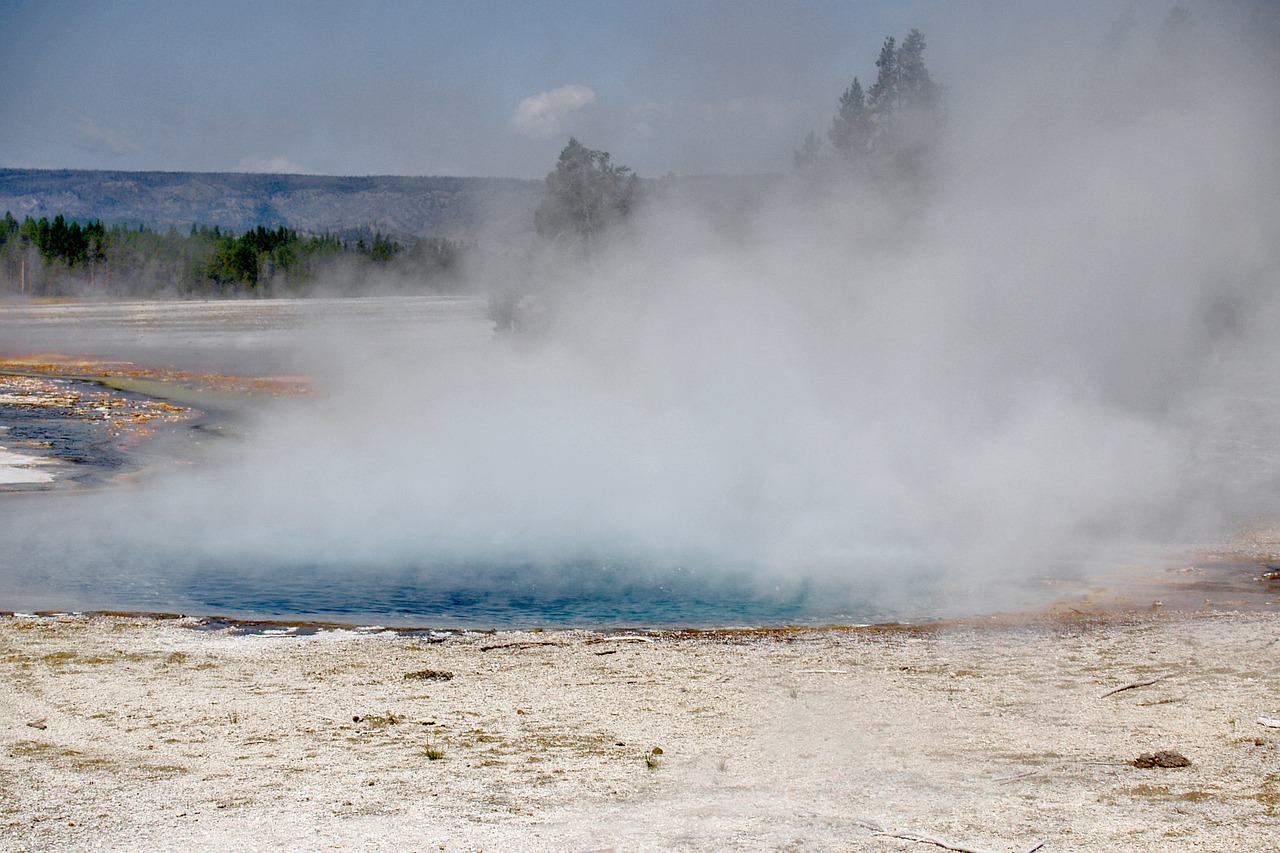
[2,609,1278,852]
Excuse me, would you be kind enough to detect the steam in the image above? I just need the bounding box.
[4,7,1280,622]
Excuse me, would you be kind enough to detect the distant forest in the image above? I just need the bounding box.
[0,212,471,297]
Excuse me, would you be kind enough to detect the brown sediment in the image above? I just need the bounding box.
[0,373,193,442]
[0,353,311,399]
[0,353,311,491]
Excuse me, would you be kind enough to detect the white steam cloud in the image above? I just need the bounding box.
[510,84,597,138]
[4,7,1279,623]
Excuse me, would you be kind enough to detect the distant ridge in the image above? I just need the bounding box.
[0,168,545,239]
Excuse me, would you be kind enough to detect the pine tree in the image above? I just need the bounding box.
[828,78,873,159]
[867,37,899,119]
[534,138,637,249]
[897,29,937,111]
[817,29,941,178]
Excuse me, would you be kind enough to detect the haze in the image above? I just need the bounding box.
[2,2,1278,622]
[0,0,1165,178]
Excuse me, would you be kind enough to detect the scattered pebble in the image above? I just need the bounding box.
[1133,750,1190,768]
[404,669,453,681]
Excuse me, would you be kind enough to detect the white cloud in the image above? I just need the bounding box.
[236,155,308,174]
[509,84,596,138]
[75,117,141,154]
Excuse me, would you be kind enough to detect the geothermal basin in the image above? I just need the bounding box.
[1,296,1278,628]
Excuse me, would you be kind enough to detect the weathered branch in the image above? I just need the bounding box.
[873,831,1000,853]
[872,831,1046,853]
[478,640,568,652]
[1100,673,1171,698]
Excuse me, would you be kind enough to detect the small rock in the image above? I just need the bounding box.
[404,669,453,681]
[1133,750,1191,768]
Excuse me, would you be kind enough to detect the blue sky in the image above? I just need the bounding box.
[0,0,1138,178]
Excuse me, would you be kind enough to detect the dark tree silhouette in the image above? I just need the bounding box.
[799,28,941,177]
[828,78,873,159]
[534,138,637,250]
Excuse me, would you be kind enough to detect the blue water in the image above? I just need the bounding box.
[5,551,943,628]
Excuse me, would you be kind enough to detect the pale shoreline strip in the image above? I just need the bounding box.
[0,445,56,484]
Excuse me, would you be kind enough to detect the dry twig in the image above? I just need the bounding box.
[478,640,568,652]
[1100,673,1171,698]
[873,831,1045,853]
[874,831,998,853]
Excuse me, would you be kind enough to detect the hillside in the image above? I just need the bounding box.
[0,169,545,240]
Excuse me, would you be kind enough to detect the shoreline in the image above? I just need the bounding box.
[0,445,56,486]
[2,544,1275,635]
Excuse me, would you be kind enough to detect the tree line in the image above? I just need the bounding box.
[0,212,471,298]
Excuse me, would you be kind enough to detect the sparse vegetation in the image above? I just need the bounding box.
[353,711,403,727]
